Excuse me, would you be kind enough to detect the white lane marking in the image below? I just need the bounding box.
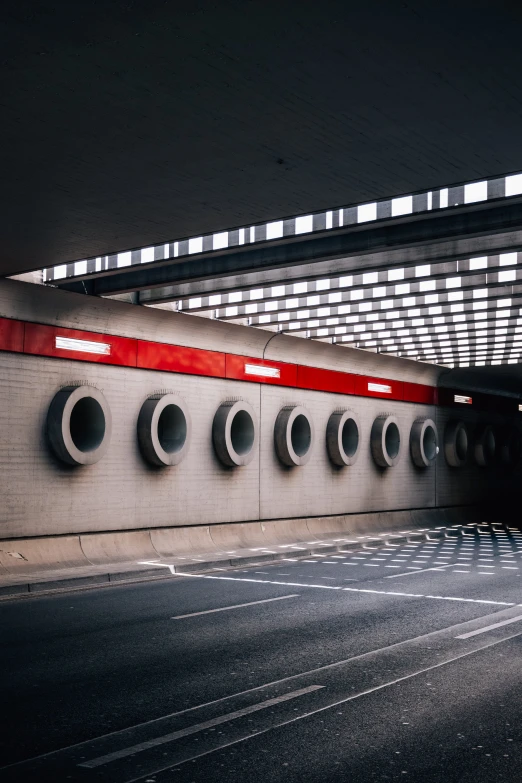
[342,587,514,606]
[174,572,515,607]
[5,587,517,776]
[384,564,452,578]
[120,631,522,781]
[456,614,522,639]
[80,685,323,768]
[171,594,299,620]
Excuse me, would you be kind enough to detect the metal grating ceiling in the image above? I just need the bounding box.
[175,251,522,369]
[40,169,522,370]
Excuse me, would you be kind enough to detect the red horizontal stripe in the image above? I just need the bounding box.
[297,365,356,395]
[403,381,437,405]
[137,339,225,377]
[0,317,24,353]
[1,316,513,410]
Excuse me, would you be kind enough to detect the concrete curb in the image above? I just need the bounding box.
[0,525,477,600]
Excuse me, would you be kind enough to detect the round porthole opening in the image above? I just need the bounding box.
[341,418,359,459]
[410,418,438,468]
[69,396,106,452]
[326,411,360,467]
[484,429,495,463]
[423,425,437,461]
[47,385,112,466]
[444,420,468,468]
[213,401,258,467]
[291,414,311,457]
[456,428,468,462]
[501,427,522,466]
[370,415,401,468]
[274,406,315,467]
[157,404,187,454]
[385,422,400,460]
[475,425,496,467]
[138,394,191,467]
[230,409,255,456]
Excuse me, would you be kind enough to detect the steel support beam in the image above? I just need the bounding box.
[57,199,522,298]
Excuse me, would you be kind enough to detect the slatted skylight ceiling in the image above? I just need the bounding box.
[41,170,522,368]
[178,250,522,368]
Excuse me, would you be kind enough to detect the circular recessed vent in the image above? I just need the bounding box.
[326,410,360,467]
[47,385,112,466]
[138,394,191,466]
[444,420,468,468]
[212,401,258,467]
[474,424,496,467]
[410,418,439,468]
[371,415,401,468]
[274,406,314,467]
[499,425,522,467]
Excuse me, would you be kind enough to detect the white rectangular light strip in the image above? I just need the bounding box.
[244,363,280,378]
[454,394,472,404]
[55,336,111,355]
[518,404,522,412]
[368,382,392,393]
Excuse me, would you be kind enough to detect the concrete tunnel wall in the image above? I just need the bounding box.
[0,278,519,542]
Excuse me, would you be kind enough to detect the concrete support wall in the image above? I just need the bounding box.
[0,279,518,541]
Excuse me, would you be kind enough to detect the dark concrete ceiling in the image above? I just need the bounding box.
[3,0,522,277]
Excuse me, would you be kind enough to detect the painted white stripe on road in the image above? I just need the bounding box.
[5,602,520,776]
[384,564,452,578]
[456,614,522,639]
[171,594,299,619]
[80,685,323,768]
[175,572,515,607]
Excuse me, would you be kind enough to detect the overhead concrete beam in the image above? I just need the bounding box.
[58,199,522,297]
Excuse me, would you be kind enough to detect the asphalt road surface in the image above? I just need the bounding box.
[2,524,522,782]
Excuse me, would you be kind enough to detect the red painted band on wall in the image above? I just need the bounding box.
[0,318,24,354]
[0,316,512,411]
[354,374,403,401]
[23,322,138,367]
[138,339,225,378]
[297,365,355,396]
[403,382,438,406]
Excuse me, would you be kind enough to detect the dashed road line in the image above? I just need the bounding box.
[456,614,522,639]
[171,594,299,620]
